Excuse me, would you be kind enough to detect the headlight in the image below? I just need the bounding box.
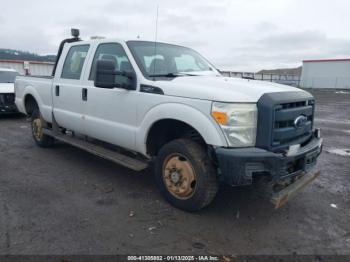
[211,102,257,147]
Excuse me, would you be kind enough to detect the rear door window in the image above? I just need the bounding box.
[61,45,90,80]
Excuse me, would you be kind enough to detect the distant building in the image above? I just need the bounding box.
[300,59,350,89]
[0,59,54,76]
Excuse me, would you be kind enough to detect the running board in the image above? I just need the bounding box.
[43,129,149,172]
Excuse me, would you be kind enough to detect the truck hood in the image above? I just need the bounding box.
[0,83,15,94]
[156,76,305,102]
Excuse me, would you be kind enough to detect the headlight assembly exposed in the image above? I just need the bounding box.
[211,103,257,147]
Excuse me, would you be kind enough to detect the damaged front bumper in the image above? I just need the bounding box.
[0,104,18,114]
[0,93,18,114]
[215,130,323,186]
[214,130,323,208]
[270,169,320,209]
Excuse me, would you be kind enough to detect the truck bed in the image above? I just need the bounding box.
[15,75,54,122]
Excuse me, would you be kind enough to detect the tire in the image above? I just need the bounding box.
[155,138,219,211]
[31,109,54,147]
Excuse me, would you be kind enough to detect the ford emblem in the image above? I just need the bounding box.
[294,115,308,128]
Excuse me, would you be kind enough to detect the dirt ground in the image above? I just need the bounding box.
[0,89,349,255]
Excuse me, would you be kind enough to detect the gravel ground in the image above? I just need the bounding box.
[0,89,349,255]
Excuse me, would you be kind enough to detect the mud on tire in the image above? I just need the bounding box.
[31,109,54,147]
[155,138,219,211]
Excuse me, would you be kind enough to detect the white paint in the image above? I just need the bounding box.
[15,38,311,157]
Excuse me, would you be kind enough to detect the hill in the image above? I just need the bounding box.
[257,66,302,76]
[0,49,56,62]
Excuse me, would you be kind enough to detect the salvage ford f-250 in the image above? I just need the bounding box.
[15,29,322,211]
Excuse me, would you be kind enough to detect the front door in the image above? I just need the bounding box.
[81,42,138,150]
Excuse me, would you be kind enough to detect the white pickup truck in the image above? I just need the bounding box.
[15,30,323,211]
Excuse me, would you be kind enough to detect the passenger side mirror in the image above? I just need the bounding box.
[94,60,136,90]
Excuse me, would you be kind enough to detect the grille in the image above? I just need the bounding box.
[0,93,15,105]
[256,91,315,152]
[272,100,314,148]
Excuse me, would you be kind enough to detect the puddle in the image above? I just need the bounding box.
[326,148,350,157]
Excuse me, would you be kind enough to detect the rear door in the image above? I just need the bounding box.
[52,44,90,133]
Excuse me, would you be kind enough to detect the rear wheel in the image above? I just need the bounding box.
[155,139,218,211]
[31,109,54,147]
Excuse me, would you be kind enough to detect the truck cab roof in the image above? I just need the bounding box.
[65,38,193,49]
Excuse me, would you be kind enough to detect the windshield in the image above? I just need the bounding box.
[127,41,216,78]
[0,71,19,83]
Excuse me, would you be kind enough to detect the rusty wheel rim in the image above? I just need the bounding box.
[162,153,197,200]
[32,118,43,141]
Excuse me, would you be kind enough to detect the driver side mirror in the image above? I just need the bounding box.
[94,59,136,90]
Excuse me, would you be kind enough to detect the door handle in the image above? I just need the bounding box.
[82,88,88,101]
[55,85,60,96]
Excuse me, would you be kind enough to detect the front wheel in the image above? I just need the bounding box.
[155,139,219,211]
[31,109,54,147]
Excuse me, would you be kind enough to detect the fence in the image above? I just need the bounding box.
[220,71,301,87]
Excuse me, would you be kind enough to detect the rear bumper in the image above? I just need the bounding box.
[215,130,323,186]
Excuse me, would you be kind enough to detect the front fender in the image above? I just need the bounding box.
[136,103,228,155]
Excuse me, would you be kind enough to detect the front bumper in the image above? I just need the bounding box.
[0,93,17,114]
[271,169,320,209]
[215,130,323,186]
[0,104,18,114]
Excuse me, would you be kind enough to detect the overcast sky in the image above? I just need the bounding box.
[1,0,349,71]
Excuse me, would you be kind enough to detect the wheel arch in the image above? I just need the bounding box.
[22,86,52,122]
[24,93,39,115]
[146,119,206,156]
[137,103,227,156]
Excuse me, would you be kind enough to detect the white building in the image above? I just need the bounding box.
[0,59,54,76]
[300,59,350,89]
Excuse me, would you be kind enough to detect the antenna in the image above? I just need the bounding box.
[152,5,159,78]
